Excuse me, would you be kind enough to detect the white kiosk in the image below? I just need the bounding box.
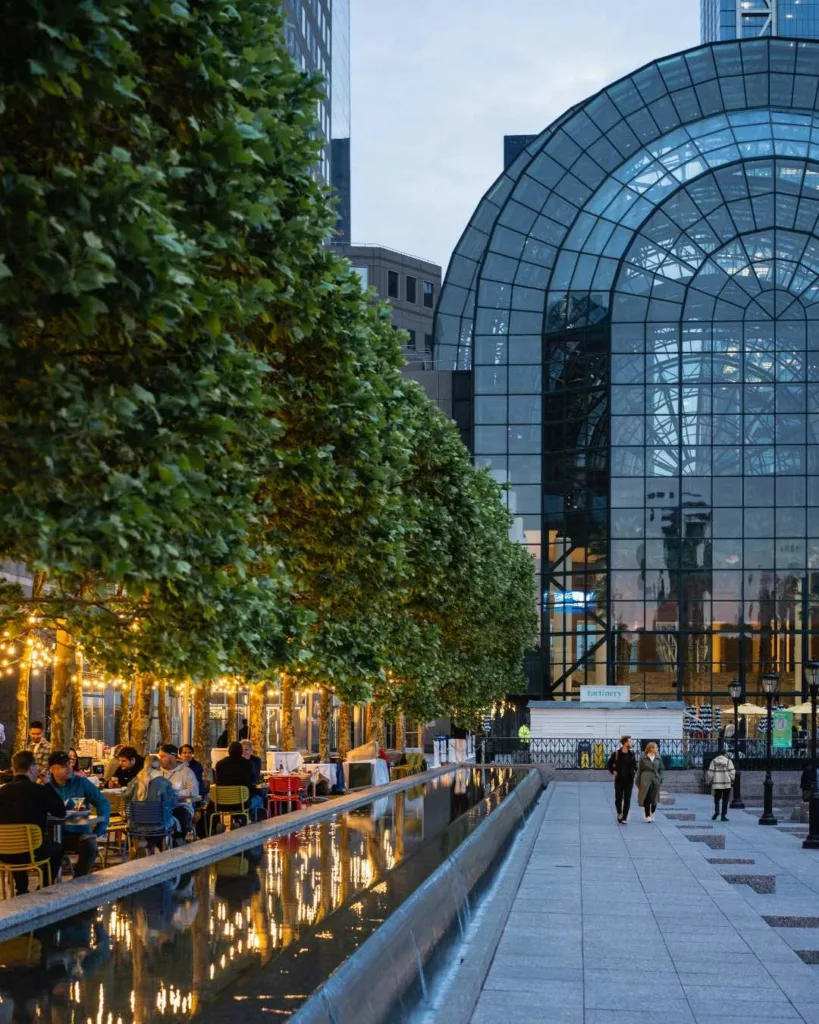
[528,687,685,767]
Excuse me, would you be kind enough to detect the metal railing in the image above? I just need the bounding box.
[478,737,815,771]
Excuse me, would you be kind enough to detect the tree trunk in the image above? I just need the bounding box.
[374,705,385,748]
[338,703,351,759]
[130,673,153,754]
[71,647,85,749]
[395,713,406,753]
[318,686,331,762]
[281,674,294,752]
[157,678,171,746]
[49,627,73,751]
[14,636,32,754]
[249,681,265,750]
[15,572,46,753]
[119,683,132,745]
[226,690,238,744]
[365,702,375,743]
[193,679,211,772]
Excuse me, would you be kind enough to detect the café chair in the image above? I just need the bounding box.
[266,775,304,816]
[0,825,53,897]
[126,801,174,855]
[208,785,253,835]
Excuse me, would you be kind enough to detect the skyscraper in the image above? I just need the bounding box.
[436,37,819,704]
[702,0,819,42]
[281,0,351,240]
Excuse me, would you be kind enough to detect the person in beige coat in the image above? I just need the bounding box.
[636,742,664,822]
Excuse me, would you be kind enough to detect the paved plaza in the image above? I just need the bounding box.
[470,781,819,1024]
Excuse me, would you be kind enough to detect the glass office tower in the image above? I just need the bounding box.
[435,38,819,703]
[702,0,819,42]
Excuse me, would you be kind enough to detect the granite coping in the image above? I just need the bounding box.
[0,762,462,938]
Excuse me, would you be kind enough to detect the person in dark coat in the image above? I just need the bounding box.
[240,740,262,783]
[636,742,664,822]
[607,735,637,824]
[0,750,65,893]
[107,746,144,789]
[209,742,265,822]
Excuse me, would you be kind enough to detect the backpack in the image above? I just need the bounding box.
[607,750,619,775]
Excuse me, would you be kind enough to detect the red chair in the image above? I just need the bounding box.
[267,775,305,816]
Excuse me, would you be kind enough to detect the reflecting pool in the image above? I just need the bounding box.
[0,768,521,1022]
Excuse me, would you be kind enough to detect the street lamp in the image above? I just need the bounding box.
[803,662,819,849]
[759,672,778,826]
[728,679,744,810]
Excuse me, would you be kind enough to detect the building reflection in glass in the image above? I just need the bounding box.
[0,768,516,1022]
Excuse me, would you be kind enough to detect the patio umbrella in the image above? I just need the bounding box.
[738,702,766,715]
[786,701,815,716]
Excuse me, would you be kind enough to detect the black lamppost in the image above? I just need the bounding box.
[759,672,778,826]
[728,679,744,810]
[803,662,819,849]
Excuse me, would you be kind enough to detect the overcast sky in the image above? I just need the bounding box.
[350,0,700,271]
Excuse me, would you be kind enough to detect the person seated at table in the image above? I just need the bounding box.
[180,744,206,796]
[68,749,86,777]
[158,744,198,841]
[122,755,178,849]
[240,741,262,783]
[107,746,144,789]
[0,750,65,894]
[48,751,110,878]
[212,742,265,821]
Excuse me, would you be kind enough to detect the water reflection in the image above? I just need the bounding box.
[0,768,519,1022]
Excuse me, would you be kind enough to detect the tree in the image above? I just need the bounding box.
[0,0,316,686]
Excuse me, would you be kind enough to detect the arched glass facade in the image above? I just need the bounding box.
[435,38,819,702]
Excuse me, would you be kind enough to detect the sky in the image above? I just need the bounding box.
[350,0,701,272]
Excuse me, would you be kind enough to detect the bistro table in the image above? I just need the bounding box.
[48,809,97,844]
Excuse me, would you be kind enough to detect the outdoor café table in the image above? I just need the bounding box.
[48,809,97,844]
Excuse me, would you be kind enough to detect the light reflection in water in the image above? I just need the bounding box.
[0,769,519,1023]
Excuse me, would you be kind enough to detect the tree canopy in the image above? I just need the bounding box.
[0,0,536,732]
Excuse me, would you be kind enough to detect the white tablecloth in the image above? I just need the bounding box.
[269,751,304,773]
[343,758,390,789]
[313,763,337,787]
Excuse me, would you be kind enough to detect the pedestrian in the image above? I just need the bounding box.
[705,749,736,821]
[607,735,637,824]
[636,742,664,822]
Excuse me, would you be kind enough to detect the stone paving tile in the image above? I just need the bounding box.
[468,783,819,1024]
[685,834,726,849]
[721,873,777,893]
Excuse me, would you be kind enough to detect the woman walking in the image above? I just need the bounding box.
[636,742,664,822]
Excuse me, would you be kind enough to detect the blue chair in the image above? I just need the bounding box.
[126,801,173,856]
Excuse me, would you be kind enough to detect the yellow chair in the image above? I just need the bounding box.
[0,825,53,898]
[208,786,250,835]
[406,753,425,775]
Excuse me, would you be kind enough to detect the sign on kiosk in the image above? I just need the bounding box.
[579,686,630,703]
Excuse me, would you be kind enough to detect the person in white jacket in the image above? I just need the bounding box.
[706,750,736,822]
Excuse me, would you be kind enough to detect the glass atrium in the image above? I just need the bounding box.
[435,39,819,703]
